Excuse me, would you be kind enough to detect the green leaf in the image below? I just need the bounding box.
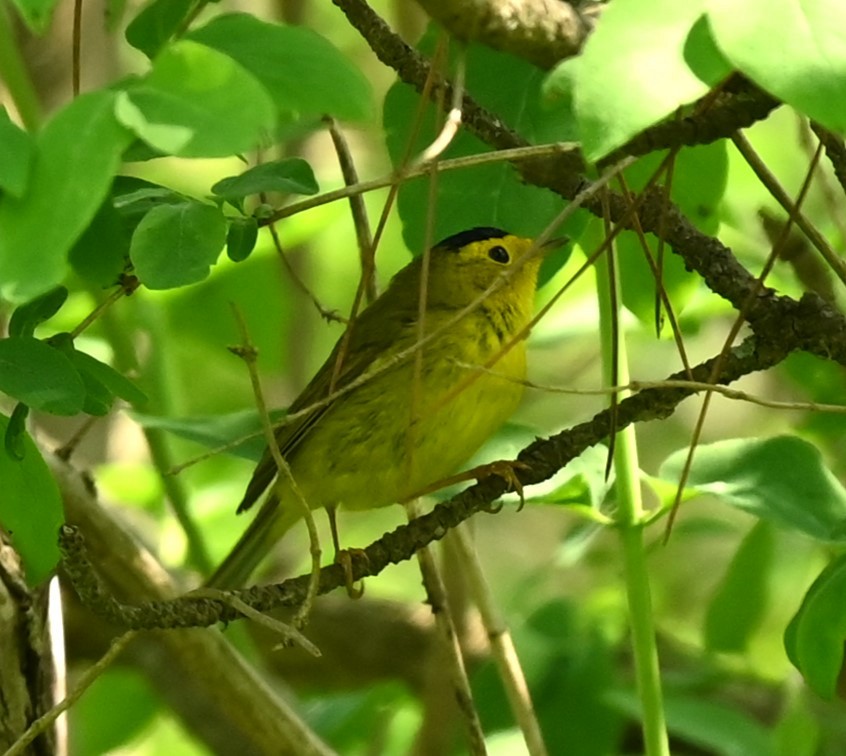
[71,350,147,406]
[70,176,186,287]
[528,444,612,511]
[115,40,275,158]
[188,13,373,122]
[785,554,846,699]
[69,668,159,755]
[129,201,227,289]
[74,360,115,416]
[8,0,61,33]
[704,520,775,653]
[8,286,68,338]
[559,0,732,161]
[0,91,132,302]
[124,0,194,58]
[226,217,259,263]
[0,337,85,415]
[708,0,846,132]
[609,688,775,755]
[132,408,287,461]
[0,107,33,197]
[662,693,775,756]
[0,413,63,585]
[384,34,586,267]
[4,403,29,460]
[68,198,130,287]
[659,435,846,541]
[773,694,821,756]
[211,158,319,203]
[112,175,187,221]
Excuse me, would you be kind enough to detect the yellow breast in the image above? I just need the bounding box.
[288,310,528,512]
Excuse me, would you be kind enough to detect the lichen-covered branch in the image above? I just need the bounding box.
[61,335,789,629]
[415,0,593,69]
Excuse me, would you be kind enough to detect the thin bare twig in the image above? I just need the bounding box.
[266,222,345,323]
[324,117,376,303]
[664,137,824,538]
[405,501,487,755]
[731,131,846,288]
[6,632,136,756]
[229,305,323,626]
[452,523,547,756]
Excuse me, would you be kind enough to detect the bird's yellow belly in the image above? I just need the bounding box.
[288,335,526,512]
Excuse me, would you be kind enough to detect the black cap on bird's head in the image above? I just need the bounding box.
[435,227,510,251]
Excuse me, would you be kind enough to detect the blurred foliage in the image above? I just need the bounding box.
[1,0,846,754]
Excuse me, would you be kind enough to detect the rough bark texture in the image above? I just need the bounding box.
[0,535,54,755]
[416,0,592,69]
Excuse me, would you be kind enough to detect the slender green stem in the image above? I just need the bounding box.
[0,1,42,130]
[593,227,669,756]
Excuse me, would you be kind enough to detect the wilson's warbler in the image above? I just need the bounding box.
[208,227,550,588]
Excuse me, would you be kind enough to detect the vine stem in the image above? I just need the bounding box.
[593,227,669,756]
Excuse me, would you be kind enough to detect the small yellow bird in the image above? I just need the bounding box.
[208,227,549,588]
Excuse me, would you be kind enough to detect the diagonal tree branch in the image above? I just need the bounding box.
[331,0,846,371]
[51,457,333,756]
[61,334,790,630]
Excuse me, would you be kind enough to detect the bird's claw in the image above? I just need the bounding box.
[472,459,529,511]
[335,548,368,599]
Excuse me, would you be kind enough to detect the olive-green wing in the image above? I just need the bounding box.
[236,286,418,513]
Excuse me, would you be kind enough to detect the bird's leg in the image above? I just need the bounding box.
[326,505,366,599]
[471,459,529,511]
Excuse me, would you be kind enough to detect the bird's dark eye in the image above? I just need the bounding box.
[488,245,510,264]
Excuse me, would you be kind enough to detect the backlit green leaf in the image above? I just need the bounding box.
[129,201,227,289]
[0,337,85,415]
[0,413,63,584]
[0,92,131,302]
[116,40,275,158]
[659,435,846,541]
[189,13,373,122]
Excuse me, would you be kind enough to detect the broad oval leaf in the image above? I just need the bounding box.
[68,199,130,287]
[0,106,33,197]
[0,337,85,415]
[115,40,276,158]
[188,13,373,122]
[708,0,846,132]
[4,403,29,460]
[226,217,259,263]
[71,350,147,406]
[704,520,774,653]
[132,408,287,462]
[659,435,846,541]
[8,286,68,338]
[69,668,159,755]
[558,0,731,161]
[124,0,194,58]
[0,91,132,302]
[0,413,64,584]
[785,554,846,699]
[211,158,319,203]
[129,201,227,289]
